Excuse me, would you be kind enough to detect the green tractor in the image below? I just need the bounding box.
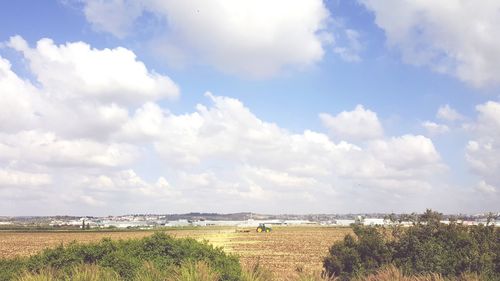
[256,223,272,233]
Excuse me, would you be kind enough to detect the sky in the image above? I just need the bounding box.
[0,0,499,216]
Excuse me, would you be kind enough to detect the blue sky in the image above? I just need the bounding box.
[0,0,499,215]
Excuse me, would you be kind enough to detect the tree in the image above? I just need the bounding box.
[323,210,500,280]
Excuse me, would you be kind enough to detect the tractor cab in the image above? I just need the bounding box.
[256,223,272,233]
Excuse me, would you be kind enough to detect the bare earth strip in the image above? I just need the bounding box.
[0,227,350,280]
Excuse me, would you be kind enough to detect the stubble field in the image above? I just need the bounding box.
[0,226,351,280]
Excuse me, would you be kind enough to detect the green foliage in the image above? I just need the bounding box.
[323,225,391,279]
[173,261,220,281]
[0,232,241,281]
[323,210,500,281]
[0,259,27,281]
[15,264,121,281]
[241,261,273,281]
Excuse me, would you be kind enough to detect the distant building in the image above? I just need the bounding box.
[363,218,385,226]
[334,219,355,226]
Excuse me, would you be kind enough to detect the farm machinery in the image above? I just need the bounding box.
[256,223,272,233]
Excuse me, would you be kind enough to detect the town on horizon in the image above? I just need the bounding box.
[2,211,499,230]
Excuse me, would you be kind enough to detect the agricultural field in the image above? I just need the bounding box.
[0,226,351,280]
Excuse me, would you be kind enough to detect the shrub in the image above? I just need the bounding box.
[0,259,27,281]
[323,211,500,281]
[323,225,391,279]
[0,232,241,281]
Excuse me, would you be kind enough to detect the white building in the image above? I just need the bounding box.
[363,218,385,226]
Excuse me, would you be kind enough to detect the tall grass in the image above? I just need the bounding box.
[17,264,120,281]
[172,261,219,281]
[356,265,482,281]
[241,261,273,281]
[15,263,486,281]
[293,266,483,281]
[17,262,220,281]
[132,262,169,281]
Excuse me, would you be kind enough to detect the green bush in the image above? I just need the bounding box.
[323,211,500,281]
[0,259,27,281]
[0,232,241,281]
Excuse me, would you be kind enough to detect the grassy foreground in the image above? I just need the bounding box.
[0,231,493,281]
[12,263,486,281]
[0,226,351,279]
[0,232,241,281]
[1,216,498,281]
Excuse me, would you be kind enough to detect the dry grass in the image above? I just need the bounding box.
[0,231,151,258]
[10,261,485,281]
[355,266,482,281]
[16,264,121,281]
[0,227,350,281]
[230,227,351,280]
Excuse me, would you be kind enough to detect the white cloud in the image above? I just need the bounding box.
[437,104,463,122]
[148,94,445,212]
[0,130,138,168]
[360,0,500,86]
[118,102,169,141]
[0,56,43,133]
[0,37,187,214]
[81,169,178,198]
[0,35,488,214]
[333,29,363,62]
[472,101,500,137]
[465,101,500,202]
[422,121,450,135]
[320,105,383,141]
[0,169,51,188]
[368,135,441,170]
[83,0,144,38]
[476,180,496,194]
[0,78,452,213]
[7,36,179,105]
[0,52,132,140]
[81,0,332,78]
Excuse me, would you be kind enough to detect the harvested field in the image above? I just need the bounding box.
[0,226,351,280]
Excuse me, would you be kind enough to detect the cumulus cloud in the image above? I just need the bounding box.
[437,104,464,122]
[0,35,479,214]
[0,169,51,188]
[422,121,450,135]
[360,0,500,86]
[465,101,500,207]
[475,180,496,194]
[81,0,332,78]
[0,37,181,214]
[0,131,138,168]
[7,36,179,105]
[0,56,43,133]
[142,94,446,212]
[80,169,178,198]
[320,105,383,142]
[118,102,169,141]
[368,135,440,170]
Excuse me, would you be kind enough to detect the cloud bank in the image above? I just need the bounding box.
[1,36,497,214]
